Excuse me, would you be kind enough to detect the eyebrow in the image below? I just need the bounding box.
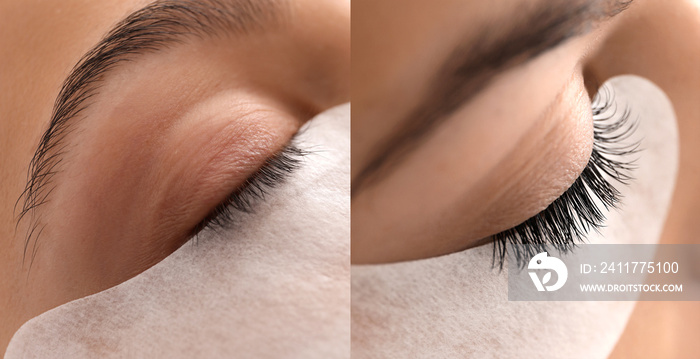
[352,0,633,194]
[16,0,286,262]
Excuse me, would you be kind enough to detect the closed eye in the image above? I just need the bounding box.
[492,84,639,269]
[191,139,307,238]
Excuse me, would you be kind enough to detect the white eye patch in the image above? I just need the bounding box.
[351,76,678,359]
[5,104,351,359]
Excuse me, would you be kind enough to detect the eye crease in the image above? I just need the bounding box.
[492,84,639,269]
[191,139,307,238]
[351,0,634,194]
[0,0,351,354]
[14,0,287,262]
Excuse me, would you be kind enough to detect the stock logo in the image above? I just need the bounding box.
[528,252,568,292]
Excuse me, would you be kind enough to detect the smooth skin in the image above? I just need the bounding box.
[352,0,700,356]
[353,0,603,264]
[596,1,700,357]
[0,0,349,354]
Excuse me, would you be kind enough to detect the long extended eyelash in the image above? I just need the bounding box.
[191,143,307,238]
[492,85,639,269]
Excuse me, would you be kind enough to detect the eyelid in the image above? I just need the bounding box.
[492,85,639,269]
[191,139,307,238]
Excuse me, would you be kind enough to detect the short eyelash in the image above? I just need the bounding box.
[191,141,307,238]
[492,85,639,269]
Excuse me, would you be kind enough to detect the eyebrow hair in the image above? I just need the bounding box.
[15,0,286,264]
[352,0,633,194]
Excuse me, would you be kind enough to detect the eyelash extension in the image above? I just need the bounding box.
[191,142,307,238]
[492,85,639,269]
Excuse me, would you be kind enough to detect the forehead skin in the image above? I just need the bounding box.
[0,0,349,354]
[352,0,499,173]
[351,0,611,263]
[351,0,700,357]
[0,1,154,350]
[351,0,589,177]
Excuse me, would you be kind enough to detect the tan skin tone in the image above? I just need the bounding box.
[0,0,348,353]
[353,0,604,264]
[352,0,699,356]
[595,1,700,357]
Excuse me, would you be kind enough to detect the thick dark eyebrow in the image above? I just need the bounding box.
[352,0,633,194]
[16,0,286,263]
